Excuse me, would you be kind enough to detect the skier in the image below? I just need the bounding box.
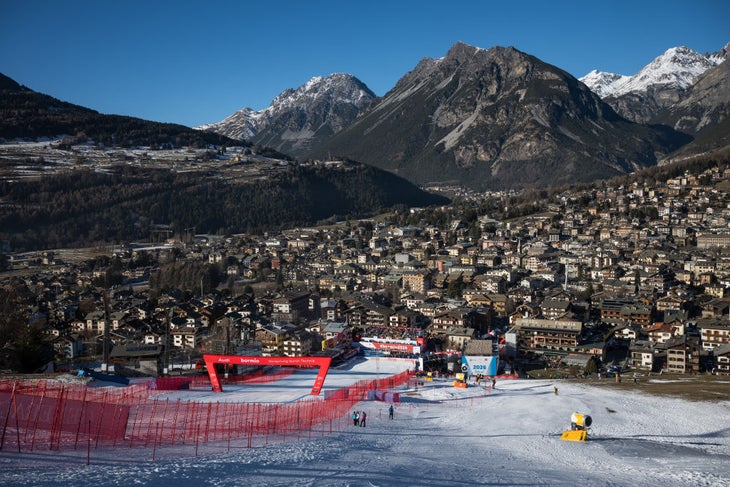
[360,411,367,427]
[388,404,394,420]
[352,411,359,426]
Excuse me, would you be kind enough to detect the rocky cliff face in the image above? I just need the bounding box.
[308,42,689,191]
[659,57,730,163]
[666,53,730,135]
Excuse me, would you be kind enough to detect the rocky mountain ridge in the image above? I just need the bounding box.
[580,44,729,126]
[200,41,727,191]
[306,42,689,191]
[580,46,724,100]
[197,73,376,157]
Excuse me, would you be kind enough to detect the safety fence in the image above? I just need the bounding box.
[0,368,413,458]
[151,367,295,391]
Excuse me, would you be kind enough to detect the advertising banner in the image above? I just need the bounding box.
[462,355,498,376]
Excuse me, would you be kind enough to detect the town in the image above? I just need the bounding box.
[3,158,730,386]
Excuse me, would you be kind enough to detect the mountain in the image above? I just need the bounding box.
[197,107,259,141]
[197,73,377,157]
[0,73,447,251]
[578,70,629,98]
[580,45,727,125]
[659,55,730,162]
[306,42,689,191]
[0,73,239,149]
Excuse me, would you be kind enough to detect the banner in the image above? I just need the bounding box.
[203,354,332,395]
[461,355,498,376]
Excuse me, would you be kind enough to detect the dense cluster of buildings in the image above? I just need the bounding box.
[4,164,730,377]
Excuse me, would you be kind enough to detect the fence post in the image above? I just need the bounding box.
[30,382,47,451]
[152,422,159,461]
[160,398,170,446]
[0,382,17,451]
[144,398,158,447]
[87,420,91,466]
[94,390,107,448]
[204,402,212,443]
[247,420,253,448]
[195,424,200,457]
[49,385,66,450]
[74,386,88,450]
[11,382,21,451]
[174,399,182,445]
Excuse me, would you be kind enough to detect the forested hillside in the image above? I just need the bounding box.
[0,72,240,149]
[0,162,449,251]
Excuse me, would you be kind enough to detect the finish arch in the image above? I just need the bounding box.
[203,354,332,395]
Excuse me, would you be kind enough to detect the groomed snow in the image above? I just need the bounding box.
[1,357,728,486]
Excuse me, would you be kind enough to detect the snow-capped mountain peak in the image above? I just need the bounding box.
[196,73,376,155]
[580,46,722,99]
[266,73,374,114]
[578,69,629,98]
[196,107,262,141]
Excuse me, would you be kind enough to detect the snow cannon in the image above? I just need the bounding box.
[560,412,592,442]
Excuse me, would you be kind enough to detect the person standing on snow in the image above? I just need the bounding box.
[360,411,367,427]
[388,404,394,420]
[352,411,359,426]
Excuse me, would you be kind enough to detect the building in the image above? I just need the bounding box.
[255,323,297,355]
[429,308,479,335]
[697,319,730,351]
[512,318,583,356]
[171,327,201,350]
[108,344,162,376]
[401,269,432,294]
[52,333,84,360]
[696,233,730,249]
[665,337,701,374]
[713,343,730,375]
[272,291,311,323]
[539,298,571,320]
[282,331,321,357]
[629,339,655,371]
[346,301,394,328]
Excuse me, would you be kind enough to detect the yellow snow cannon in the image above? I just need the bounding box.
[560,412,592,442]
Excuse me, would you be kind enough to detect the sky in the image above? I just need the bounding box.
[1,0,729,128]
[0,358,728,486]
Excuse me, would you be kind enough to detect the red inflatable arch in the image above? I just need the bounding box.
[203,354,332,395]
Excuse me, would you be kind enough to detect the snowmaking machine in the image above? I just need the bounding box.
[560,412,592,442]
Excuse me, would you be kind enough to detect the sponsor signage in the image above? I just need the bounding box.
[462,355,498,376]
[359,341,420,354]
[203,354,332,395]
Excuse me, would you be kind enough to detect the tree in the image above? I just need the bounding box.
[446,276,465,299]
[584,356,601,375]
[0,279,52,372]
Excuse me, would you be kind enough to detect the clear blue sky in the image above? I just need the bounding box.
[1,0,728,127]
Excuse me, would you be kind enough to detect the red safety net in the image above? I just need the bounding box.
[150,368,295,391]
[0,369,413,458]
